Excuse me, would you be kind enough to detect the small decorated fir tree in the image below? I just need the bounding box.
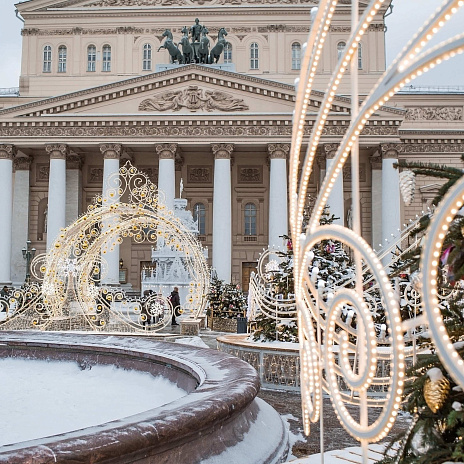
[206,274,247,319]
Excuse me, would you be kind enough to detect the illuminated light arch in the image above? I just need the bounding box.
[0,162,209,332]
[290,0,464,449]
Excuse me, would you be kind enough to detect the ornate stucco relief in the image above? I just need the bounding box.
[138,86,249,112]
[405,107,463,121]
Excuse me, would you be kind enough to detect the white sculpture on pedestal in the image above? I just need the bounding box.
[141,198,208,308]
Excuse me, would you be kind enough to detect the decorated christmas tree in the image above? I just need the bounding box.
[206,274,247,319]
[252,206,355,343]
[380,159,464,463]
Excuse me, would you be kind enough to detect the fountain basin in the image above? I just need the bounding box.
[0,332,288,464]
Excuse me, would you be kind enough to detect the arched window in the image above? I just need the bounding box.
[58,45,67,73]
[87,45,96,72]
[357,43,363,70]
[102,44,111,72]
[43,45,52,73]
[250,42,259,70]
[193,203,206,235]
[223,43,232,63]
[244,203,257,236]
[142,43,152,71]
[337,41,346,61]
[291,42,301,70]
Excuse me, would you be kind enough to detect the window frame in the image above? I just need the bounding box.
[142,43,152,71]
[223,42,232,64]
[291,42,301,70]
[102,44,111,72]
[244,202,257,236]
[357,43,363,70]
[43,45,52,73]
[250,42,259,70]
[87,44,96,72]
[57,45,67,73]
[193,203,206,235]
[337,41,346,61]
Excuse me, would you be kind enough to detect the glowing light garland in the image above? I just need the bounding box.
[0,162,209,332]
[290,0,464,449]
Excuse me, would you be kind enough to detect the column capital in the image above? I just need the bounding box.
[155,143,177,160]
[267,143,290,160]
[100,143,122,159]
[323,143,339,159]
[0,144,17,160]
[316,152,327,168]
[66,152,84,170]
[13,156,32,171]
[369,151,382,170]
[211,143,234,160]
[45,144,69,160]
[380,143,403,159]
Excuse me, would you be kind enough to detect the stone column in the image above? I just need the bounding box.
[46,144,68,251]
[212,143,233,282]
[155,143,177,213]
[0,145,16,285]
[268,143,289,249]
[66,152,83,226]
[381,144,402,257]
[316,151,327,187]
[11,156,32,285]
[369,151,382,250]
[324,144,344,225]
[100,144,122,285]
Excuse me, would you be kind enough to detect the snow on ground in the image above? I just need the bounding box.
[281,413,306,461]
[175,336,210,348]
[0,357,187,446]
[286,444,392,463]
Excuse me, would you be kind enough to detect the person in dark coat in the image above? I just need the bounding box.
[170,287,180,326]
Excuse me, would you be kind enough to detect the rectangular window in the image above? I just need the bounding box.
[43,46,52,73]
[58,47,67,73]
[87,46,96,72]
[102,46,111,72]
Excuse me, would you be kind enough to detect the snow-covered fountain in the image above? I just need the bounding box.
[0,332,288,463]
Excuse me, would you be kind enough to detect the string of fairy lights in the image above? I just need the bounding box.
[290,0,464,453]
[0,162,209,332]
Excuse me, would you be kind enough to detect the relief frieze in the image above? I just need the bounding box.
[0,123,399,138]
[36,164,50,182]
[343,163,366,182]
[22,26,144,36]
[138,166,159,183]
[88,166,104,183]
[139,86,249,112]
[405,106,463,121]
[84,0,316,5]
[188,166,212,183]
[238,166,262,183]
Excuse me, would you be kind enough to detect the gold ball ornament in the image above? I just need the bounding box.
[424,368,451,413]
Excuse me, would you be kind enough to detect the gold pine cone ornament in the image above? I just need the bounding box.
[423,368,451,413]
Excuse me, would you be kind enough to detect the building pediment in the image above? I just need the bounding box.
[0,65,403,120]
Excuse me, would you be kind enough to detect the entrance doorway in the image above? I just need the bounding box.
[242,262,257,293]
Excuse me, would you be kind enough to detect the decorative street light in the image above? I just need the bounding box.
[21,240,36,283]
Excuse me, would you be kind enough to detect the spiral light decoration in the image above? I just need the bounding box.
[290,0,464,454]
[0,162,209,332]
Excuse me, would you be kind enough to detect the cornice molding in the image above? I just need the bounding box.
[0,119,400,139]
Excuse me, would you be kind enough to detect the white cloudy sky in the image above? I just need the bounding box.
[0,0,463,89]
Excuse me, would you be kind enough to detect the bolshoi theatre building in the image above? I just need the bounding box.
[0,0,463,291]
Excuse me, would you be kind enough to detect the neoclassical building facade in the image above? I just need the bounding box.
[0,0,463,289]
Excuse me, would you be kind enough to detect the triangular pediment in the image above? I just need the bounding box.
[0,65,404,120]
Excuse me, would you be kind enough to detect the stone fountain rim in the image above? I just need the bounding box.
[0,331,260,463]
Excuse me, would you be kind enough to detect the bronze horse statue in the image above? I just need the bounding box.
[209,27,228,64]
[180,26,194,64]
[157,29,183,64]
[197,27,210,64]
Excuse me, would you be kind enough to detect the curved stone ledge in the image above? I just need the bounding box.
[0,331,288,464]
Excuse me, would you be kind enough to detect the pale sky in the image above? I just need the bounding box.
[0,0,463,89]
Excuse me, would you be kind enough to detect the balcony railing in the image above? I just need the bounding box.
[0,87,20,96]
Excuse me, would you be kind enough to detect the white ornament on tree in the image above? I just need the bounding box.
[399,170,416,206]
